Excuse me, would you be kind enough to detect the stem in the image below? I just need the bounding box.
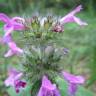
[31,80,41,96]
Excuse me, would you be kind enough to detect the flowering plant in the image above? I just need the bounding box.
[0,5,90,96]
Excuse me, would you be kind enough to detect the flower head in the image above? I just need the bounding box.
[4,68,26,93]
[0,13,25,37]
[62,71,85,96]
[37,76,61,96]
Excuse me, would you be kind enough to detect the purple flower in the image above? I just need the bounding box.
[4,41,23,57]
[0,13,25,37]
[0,13,24,57]
[37,76,61,96]
[62,71,85,96]
[60,5,88,26]
[4,68,26,93]
[52,5,87,33]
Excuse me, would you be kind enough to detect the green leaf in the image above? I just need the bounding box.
[30,80,41,96]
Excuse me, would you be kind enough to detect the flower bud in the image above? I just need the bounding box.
[45,46,54,57]
[52,22,64,32]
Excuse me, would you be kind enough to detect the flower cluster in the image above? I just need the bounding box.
[0,13,24,57]
[0,5,87,96]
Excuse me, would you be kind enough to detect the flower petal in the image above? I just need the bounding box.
[62,71,85,84]
[8,68,20,76]
[12,17,25,23]
[13,22,25,30]
[15,80,26,93]
[37,76,61,96]
[72,16,88,25]
[37,87,43,96]
[60,5,82,23]
[4,68,24,93]
[4,25,14,37]
[0,13,10,23]
[42,76,56,90]
[4,49,14,57]
[59,5,87,26]
[8,42,23,54]
[4,76,15,86]
[68,83,77,96]
[3,34,12,43]
[60,16,88,25]
[69,5,82,16]
[12,17,25,30]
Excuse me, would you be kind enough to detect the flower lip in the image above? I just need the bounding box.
[37,75,61,96]
[4,41,23,57]
[4,68,26,93]
[12,17,25,23]
[62,71,85,84]
[42,76,56,90]
[3,35,12,44]
[59,5,88,26]
[15,80,27,93]
[0,13,10,23]
[0,13,25,37]
[61,71,85,96]
[4,68,23,86]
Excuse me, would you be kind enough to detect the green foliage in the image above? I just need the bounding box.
[0,0,96,14]
[86,25,96,87]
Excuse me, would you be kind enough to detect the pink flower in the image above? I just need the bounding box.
[62,71,85,96]
[4,68,26,93]
[4,41,23,57]
[60,5,88,26]
[37,76,61,96]
[0,13,24,57]
[0,13,25,37]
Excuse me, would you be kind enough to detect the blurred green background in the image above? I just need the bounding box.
[0,0,96,15]
[0,0,96,96]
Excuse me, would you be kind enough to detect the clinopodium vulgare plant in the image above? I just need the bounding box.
[0,5,87,96]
